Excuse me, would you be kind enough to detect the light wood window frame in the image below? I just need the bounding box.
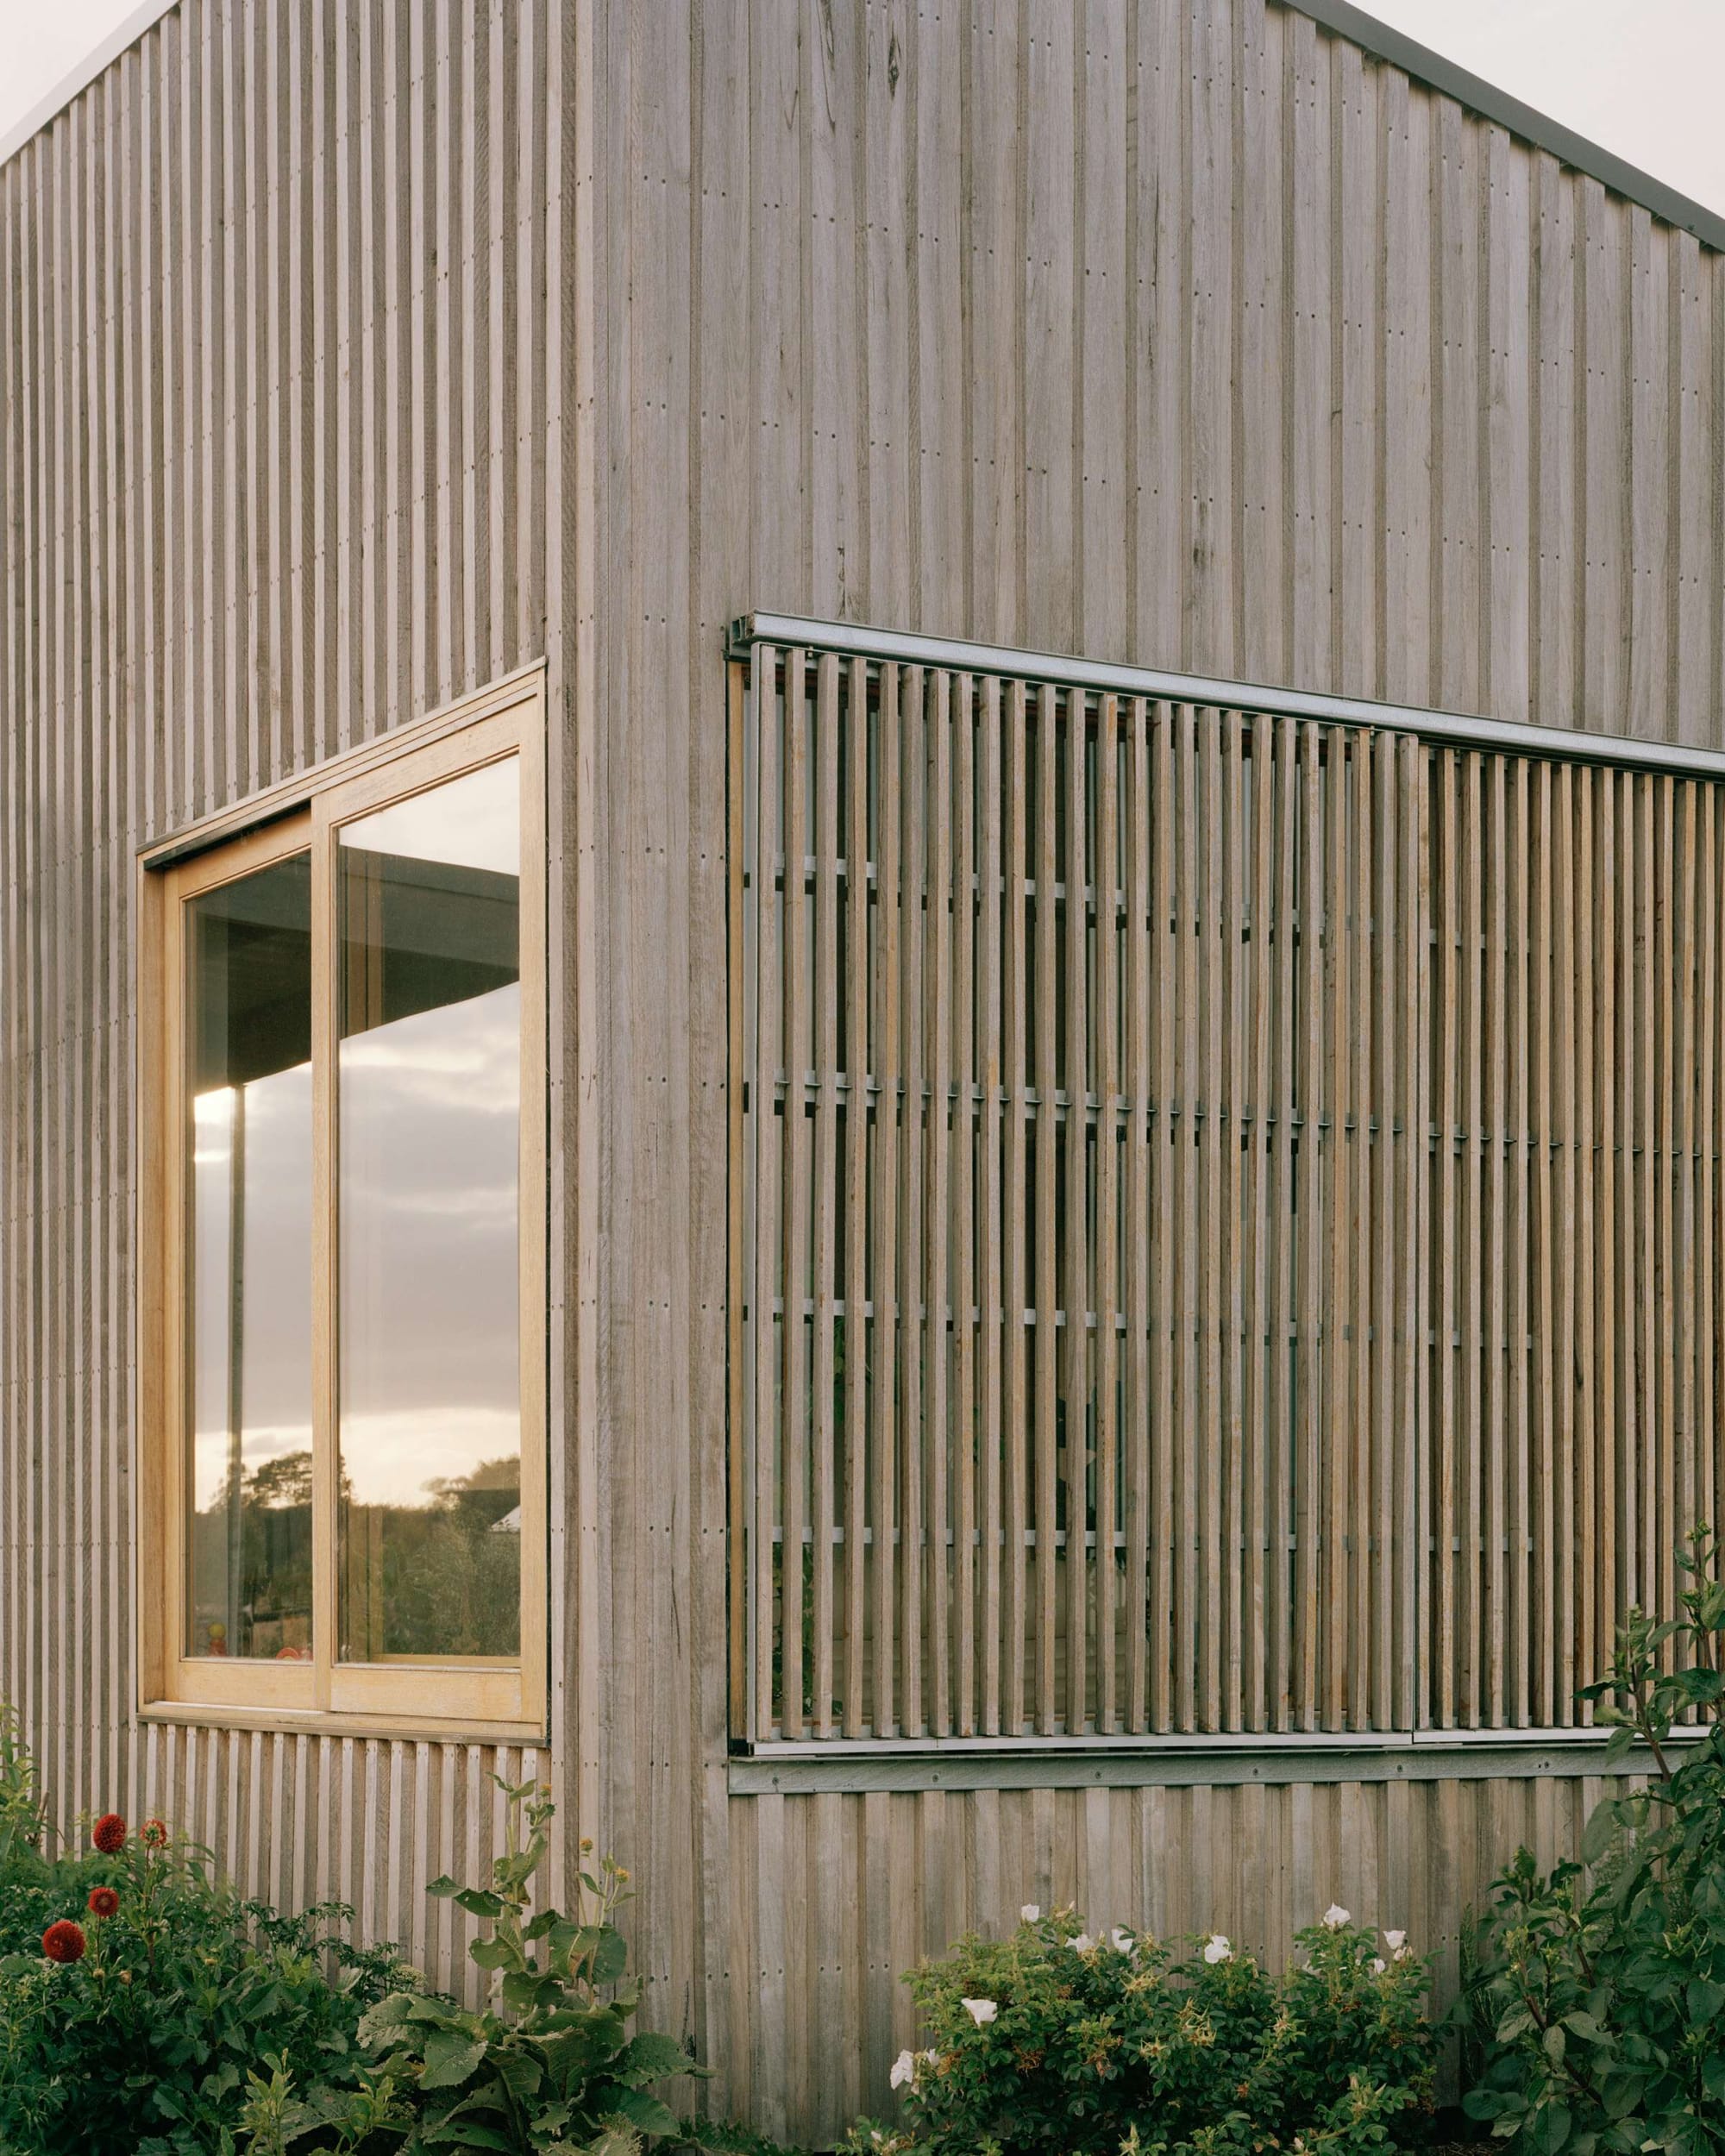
[138,673,548,1739]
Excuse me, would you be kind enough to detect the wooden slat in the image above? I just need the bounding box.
[809,653,840,1736]
[897,666,926,1736]
[1002,680,1030,1735]
[1094,694,1120,1732]
[1032,682,1060,1733]
[1123,698,1151,1731]
[752,645,784,1734]
[1150,701,1176,1731]
[1176,706,1202,1727]
[925,669,952,1738]
[950,675,978,1737]
[1295,720,1325,1733]
[842,657,869,1739]
[977,676,1005,1737]
[780,647,811,1739]
[870,661,901,1738]
[1063,684,1090,1728]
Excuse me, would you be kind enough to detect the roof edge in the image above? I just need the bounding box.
[3,0,1722,255]
[1283,0,1725,253]
[0,0,181,172]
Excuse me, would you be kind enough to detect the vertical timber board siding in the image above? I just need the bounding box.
[0,0,581,2005]
[726,1775,1611,2153]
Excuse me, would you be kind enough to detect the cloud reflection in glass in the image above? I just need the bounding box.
[336,758,523,1665]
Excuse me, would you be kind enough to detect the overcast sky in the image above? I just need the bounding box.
[2,0,1722,216]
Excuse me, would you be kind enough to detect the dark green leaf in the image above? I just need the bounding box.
[418,2030,489,2089]
[617,2030,691,2084]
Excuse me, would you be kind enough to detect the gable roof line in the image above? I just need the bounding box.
[1284,0,1725,253]
[0,0,180,172]
[3,0,1722,255]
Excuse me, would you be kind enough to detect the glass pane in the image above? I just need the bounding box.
[337,756,523,1664]
[185,855,315,1662]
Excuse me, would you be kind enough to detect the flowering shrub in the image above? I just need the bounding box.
[1463,1526,1725,2154]
[0,1729,408,2156]
[842,1902,1435,2156]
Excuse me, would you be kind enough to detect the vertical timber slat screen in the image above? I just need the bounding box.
[734,643,1725,1744]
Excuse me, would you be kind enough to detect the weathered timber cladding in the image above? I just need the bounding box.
[0,0,580,2004]
[3,0,1724,2146]
[719,1771,1628,2147]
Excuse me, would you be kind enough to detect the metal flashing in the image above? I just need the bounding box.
[1281,0,1725,254]
[2,0,1720,256]
[0,0,183,172]
[732,611,1725,783]
[730,1731,1695,1796]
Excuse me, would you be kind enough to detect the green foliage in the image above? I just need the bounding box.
[837,1905,1436,2156]
[0,1708,44,1876]
[0,1800,405,2156]
[1463,1524,1725,2155]
[254,1776,701,2154]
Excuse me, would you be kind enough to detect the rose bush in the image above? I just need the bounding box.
[842,1902,1436,2156]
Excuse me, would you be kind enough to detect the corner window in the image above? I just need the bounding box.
[140,683,546,1734]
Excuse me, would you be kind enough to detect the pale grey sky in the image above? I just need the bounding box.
[1,0,1721,216]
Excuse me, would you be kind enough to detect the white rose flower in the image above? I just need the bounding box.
[1020,1903,1041,1922]
[1321,1903,1351,1930]
[961,1997,998,2026]
[889,2049,915,2090]
[1370,1957,1387,1976]
[1202,1934,1233,1965]
[922,2048,940,2066]
[1070,1933,1095,1953]
[1383,1928,1408,1959]
[1109,1927,1133,1954]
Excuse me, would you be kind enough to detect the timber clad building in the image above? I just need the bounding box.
[4,0,1725,2141]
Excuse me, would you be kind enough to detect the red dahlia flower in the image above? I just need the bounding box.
[87,1887,119,1919]
[140,1818,168,1849]
[42,1921,86,1964]
[91,1813,127,1853]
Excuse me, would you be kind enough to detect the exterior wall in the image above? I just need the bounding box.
[722,1771,1617,2147]
[589,0,1725,2142]
[0,0,586,1999]
[2,2,1723,2153]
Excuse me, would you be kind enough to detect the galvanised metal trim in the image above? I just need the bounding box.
[730,1733,1697,1796]
[1282,0,1725,256]
[0,0,183,172]
[731,612,1725,782]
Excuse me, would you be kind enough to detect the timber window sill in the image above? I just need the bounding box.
[137,1699,549,1748]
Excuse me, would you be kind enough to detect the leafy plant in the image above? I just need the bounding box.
[838,1903,1435,2156]
[1462,1524,1725,2155]
[0,1706,46,1880]
[0,1796,404,2156]
[262,1775,699,2154]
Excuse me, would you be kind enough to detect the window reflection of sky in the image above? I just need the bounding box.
[338,931,520,1510]
[191,1066,312,1512]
